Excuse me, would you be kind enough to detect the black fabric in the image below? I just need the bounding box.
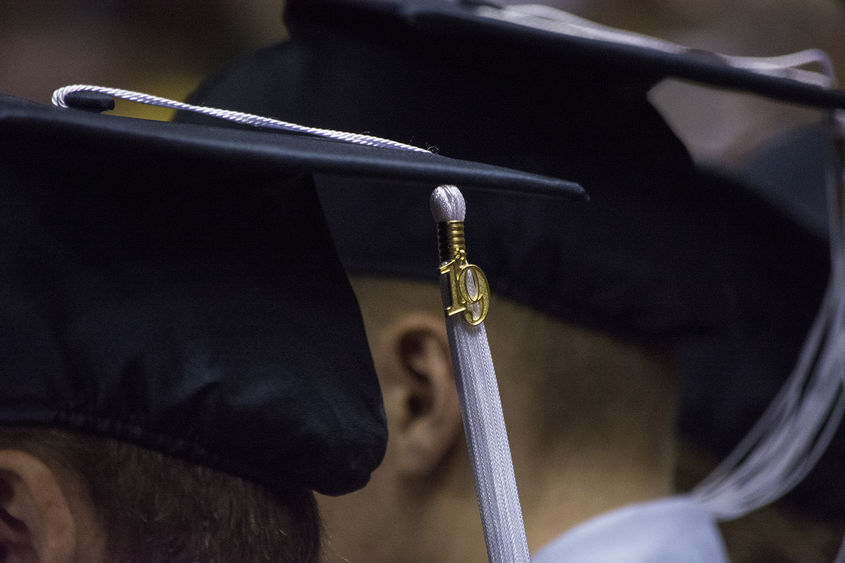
[742,124,831,239]
[1,95,583,200]
[0,94,575,496]
[178,0,832,511]
[285,0,845,111]
[179,10,827,343]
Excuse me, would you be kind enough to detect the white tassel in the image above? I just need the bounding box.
[693,112,845,525]
[430,185,530,563]
[51,84,429,153]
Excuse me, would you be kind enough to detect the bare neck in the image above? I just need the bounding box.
[410,425,677,561]
[514,442,676,551]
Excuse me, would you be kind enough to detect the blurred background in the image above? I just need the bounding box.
[0,0,287,120]
[2,0,845,560]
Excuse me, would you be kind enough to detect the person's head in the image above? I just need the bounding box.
[0,427,319,562]
[0,88,578,563]
[175,3,835,559]
[318,277,679,562]
[0,95,453,563]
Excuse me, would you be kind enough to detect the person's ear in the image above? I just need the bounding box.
[0,449,76,563]
[378,312,463,478]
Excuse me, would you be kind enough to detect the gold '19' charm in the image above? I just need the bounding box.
[440,252,490,325]
[436,221,490,326]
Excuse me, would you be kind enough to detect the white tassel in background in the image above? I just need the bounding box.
[694,111,845,534]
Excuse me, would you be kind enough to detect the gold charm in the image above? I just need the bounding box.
[436,221,490,326]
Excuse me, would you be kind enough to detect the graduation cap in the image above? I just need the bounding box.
[176,0,845,527]
[181,0,837,353]
[0,92,583,499]
[284,0,844,108]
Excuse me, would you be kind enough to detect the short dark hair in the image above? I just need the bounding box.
[0,427,320,562]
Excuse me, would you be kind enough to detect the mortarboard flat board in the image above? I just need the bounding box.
[283,0,845,110]
[0,93,583,497]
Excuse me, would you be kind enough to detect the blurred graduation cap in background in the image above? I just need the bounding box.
[176,0,845,522]
[0,91,583,497]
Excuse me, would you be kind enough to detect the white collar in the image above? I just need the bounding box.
[531,495,728,562]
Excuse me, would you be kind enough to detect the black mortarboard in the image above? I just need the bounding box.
[182,0,831,342]
[0,93,582,496]
[177,0,841,515]
[284,0,845,109]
